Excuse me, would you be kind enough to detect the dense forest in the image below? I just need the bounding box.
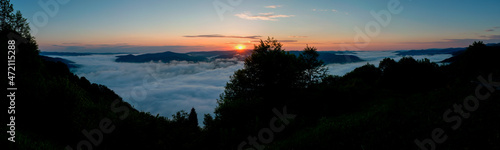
[2,1,500,149]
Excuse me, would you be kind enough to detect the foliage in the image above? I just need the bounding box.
[1,0,32,39]
[188,107,199,127]
[2,2,202,149]
[209,39,499,149]
[3,1,499,149]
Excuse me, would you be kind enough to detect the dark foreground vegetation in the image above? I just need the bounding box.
[3,1,499,149]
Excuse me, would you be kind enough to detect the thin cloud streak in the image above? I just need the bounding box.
[251,40,298,43]
[289,36,308,38]
[234,12,294,21]
[183,34,262,39]
[265,5,281,8]
[312,9,338,12]
[397,35,500,45]
[485,26,500,32]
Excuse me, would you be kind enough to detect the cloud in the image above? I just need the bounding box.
[312,8,349,15]
[398,39,478,45]
[485,35,500,39]
[265,5,281,8]
[44,51,453,126]
[485,27,500,32]
[225,42,254,45]
[332,42,368,44]
[61,42,82,45]
[313,9,338,12]
[279,40,298,43]
[397,35,500,46]
[439,35,500,43]
[59,46,86,50]
[45,54,244,126]
[289,36,308,38]
[183,34,261,39]
[234,12,294,21]
[251,40,297,43]
[325,51,452,76]
[295,42,324,45]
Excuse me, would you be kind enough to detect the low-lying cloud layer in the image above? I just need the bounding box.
[326,51,452,76]
[51,54,242,125]
[47,51,452,125]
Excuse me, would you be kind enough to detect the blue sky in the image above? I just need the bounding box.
[11,0,500,52]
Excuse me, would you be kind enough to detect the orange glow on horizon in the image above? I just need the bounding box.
[235,44,246,50]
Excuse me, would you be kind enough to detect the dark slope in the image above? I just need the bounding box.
[3,30,203,150]
[265,43,500,150]
[40,55,80,69]
[395,47,466,56]
[286,51,364,64]
[114,50,250,63]
[318,53,363,64]
[115,50,363,64]
[115,51,207,63]
[396,43,500,57]
[40,52,126,56]
[204,42,500,150]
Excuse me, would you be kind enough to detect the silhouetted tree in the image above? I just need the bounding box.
[212,37,328,149]
[12,10,31,38]
[172,110,189,124]
[203,114,213,129]
[470,41,486,47]
[0,0,14,30]
[218,37,325,105]
[379,56,443,92]
[299,45,327,86]
[379,58,397,72]
[1,0,32,41]
[189,107,198,127]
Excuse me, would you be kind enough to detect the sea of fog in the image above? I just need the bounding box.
[44,51,452,124]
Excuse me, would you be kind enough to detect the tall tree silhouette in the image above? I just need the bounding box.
[213,37,326,149]
[12,10,31,38]
[0,0,14,30]
[299,45,327,86]
[189,107,198,127]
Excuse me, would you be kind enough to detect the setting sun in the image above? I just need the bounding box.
[235,44,246,50]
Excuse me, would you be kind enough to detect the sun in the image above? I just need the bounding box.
[235,44,246,50]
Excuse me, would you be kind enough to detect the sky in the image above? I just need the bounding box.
[11,0,500,53]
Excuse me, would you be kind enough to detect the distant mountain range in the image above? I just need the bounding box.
[116,51,206,63]
[287,51,364,64]
[114,50,364,64]
[40,55,80,69]
[40,51,125,56]
[395,48,466,56]
[42,44,500,66]
[395,43,500,56]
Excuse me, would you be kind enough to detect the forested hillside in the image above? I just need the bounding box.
[2,1,499,149]
[204,39,500,150]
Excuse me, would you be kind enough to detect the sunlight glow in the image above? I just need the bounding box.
[235,44,246,50]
